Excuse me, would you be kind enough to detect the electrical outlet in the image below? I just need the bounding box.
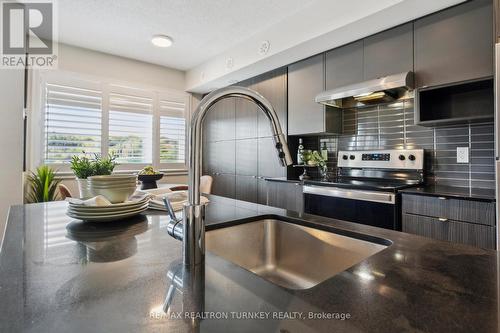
[457,147,469,163]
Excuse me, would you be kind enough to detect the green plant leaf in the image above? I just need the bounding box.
[26,165,61,203]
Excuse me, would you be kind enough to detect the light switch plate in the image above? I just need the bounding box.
[457,147,469,163]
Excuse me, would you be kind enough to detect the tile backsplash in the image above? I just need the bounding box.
[296,99,495,189]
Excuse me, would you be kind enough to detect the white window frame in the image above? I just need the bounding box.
[29,69,190,174]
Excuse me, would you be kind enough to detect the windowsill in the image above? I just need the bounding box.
[53,168,188,180]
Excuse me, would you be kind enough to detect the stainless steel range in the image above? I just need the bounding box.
[303,149,424,230]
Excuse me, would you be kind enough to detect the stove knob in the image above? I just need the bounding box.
[349,155,355,160]
[399,155,406,161]
[342,155,348,160]
[408,154,416,161]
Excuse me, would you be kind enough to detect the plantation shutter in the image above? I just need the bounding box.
[159,96,186,165]
[108,90,153,164]
[44,83,102,163]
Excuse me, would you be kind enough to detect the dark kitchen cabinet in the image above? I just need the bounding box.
[257,178,268,205]
[288,54,325,135]
[235,96,258,139]
[235,77,258,140]
[325,40,363,90]
[266,180,303,213]
[212,174,235,199]
[252,68,287,138]
[288,54,342,135]
[235,138,258,176]
[402,194,496,249]
[363,23,413,80]
[496,0,500,42]
[235,175,258,203]
[202,69,287,203]
[414,0,493,88]
[205,98,235,142]
[217,141,235,174]
[403,214,495,249]
[258,137,285,178]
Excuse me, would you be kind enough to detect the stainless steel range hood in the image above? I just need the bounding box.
[315,71,414,108]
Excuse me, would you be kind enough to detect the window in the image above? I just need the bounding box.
[159,98,186,164]
[44,83,102,163]
[37,72,188,170]
[108,92,153,164]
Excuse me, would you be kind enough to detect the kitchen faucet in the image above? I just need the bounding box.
[166,86,293,266]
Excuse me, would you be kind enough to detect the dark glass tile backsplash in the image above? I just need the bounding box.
[296,99,495,189]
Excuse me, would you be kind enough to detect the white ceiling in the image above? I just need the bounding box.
[56,0,465,92]
[56,0,315,70]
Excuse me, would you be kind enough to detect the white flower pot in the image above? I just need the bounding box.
[76,178,92,199]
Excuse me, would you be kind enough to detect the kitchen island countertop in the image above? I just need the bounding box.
[0,195,498,333]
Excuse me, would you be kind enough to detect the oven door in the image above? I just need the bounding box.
[303,185,399,230]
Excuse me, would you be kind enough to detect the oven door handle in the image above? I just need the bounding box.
[303,185,396,204]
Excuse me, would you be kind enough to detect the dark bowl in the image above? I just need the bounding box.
[137,173,164,190]
[137,173,164,182]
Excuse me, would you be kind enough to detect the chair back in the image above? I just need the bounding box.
[57,183,73,200]
[200,175,213,194]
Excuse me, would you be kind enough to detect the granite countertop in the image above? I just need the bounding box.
[400,185,496,202]
[0,195,498,332]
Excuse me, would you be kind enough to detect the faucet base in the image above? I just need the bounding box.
[182,203,206,266]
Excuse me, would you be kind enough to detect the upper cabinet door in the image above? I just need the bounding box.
[288,54,325,135]
[363,23,413,80]
[252,68,287,138]
[414,0,493,88]
[325,40,363,90]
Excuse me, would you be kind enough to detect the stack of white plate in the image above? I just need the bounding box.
[67,196,150,222]
[88,175,137,203]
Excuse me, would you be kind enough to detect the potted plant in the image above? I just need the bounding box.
[26,165,61,203]
[70,153,117,198]
[302,150,328,181]
[137,166,163,190]
[310,151,329,180]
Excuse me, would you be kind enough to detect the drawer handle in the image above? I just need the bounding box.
[438,197,447,200]
[438,217,449,222]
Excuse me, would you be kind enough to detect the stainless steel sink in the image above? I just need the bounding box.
[206,218,389,289]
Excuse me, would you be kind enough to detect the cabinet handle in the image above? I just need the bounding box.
[438,217,448,222]
[438,197,447,200]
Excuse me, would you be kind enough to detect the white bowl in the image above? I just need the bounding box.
[89,186,136,203]
[89,184,137,189]
[89,182,137,187]
[89,175,137,182]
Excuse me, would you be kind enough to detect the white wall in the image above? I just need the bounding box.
[57,43,185,90]
[0,68,25,241]
[30,43,190,197]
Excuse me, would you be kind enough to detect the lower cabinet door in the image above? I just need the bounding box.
[402,213,496,249]
[235,175,258,203]
[212,174,235,199]
[266,181,303,213]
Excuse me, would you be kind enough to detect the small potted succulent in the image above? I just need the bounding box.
[70,153,117,198]
[137,166,163,190]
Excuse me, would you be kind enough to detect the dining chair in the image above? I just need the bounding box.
[57,184,73,200]
[169,175,213,194]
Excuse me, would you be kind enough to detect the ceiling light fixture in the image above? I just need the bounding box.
[151,35,173,48]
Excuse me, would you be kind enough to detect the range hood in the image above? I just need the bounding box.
[315,71,414,108]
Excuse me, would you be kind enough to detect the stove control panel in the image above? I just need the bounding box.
[338,149,424,170]
[362,153,391,161]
